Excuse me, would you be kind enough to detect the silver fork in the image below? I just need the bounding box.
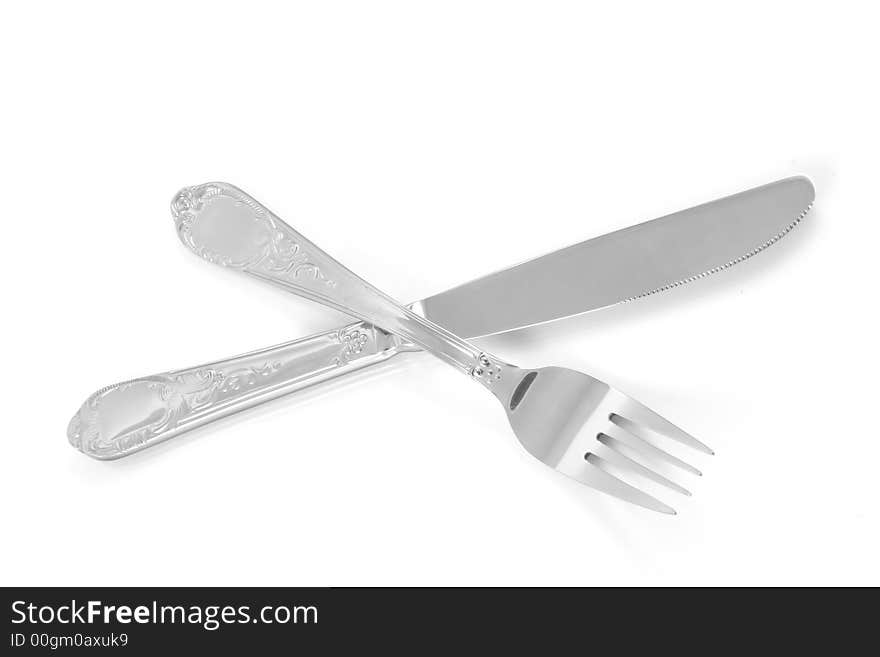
[172,182,713,513]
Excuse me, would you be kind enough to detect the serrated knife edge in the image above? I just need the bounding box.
[621,198,813,304]
[419,176,815,338]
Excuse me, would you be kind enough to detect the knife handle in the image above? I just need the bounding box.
[69,322,403,459]
[172,182,497,380]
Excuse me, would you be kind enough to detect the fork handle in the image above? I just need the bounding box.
[172,182,509,387]
[69,322,403,459]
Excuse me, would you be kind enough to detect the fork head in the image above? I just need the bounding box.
[501,366,713,514]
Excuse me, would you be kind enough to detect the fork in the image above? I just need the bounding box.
[172,182,713,513]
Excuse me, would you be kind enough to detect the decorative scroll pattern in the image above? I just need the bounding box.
[171,183,336,287]
[336,326,371,364]
[68,324,397,459]
[68,361,283,459]
[68,377,175,458]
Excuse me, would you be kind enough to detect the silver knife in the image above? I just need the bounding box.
[68,176,814,459]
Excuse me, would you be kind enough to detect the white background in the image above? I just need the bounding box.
[1,2,877,586]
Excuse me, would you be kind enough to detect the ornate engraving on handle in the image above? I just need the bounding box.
[335,325,373,364]
[69,360,284,459]
[172,183,336,287]
[69,376,184,458]
[69,323,399,459]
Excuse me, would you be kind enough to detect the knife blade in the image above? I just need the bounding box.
[416,176,814,337]
[70,176,813,458]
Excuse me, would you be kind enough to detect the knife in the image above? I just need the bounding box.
[68,176,814,459]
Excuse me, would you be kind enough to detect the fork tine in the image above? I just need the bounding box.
[575,458,676,514]
[591,438,691,496]
[610,401,714,455]
[602,426,703,476]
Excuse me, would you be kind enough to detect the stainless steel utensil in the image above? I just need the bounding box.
[68,178,813,464]
[165,183,729,512]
